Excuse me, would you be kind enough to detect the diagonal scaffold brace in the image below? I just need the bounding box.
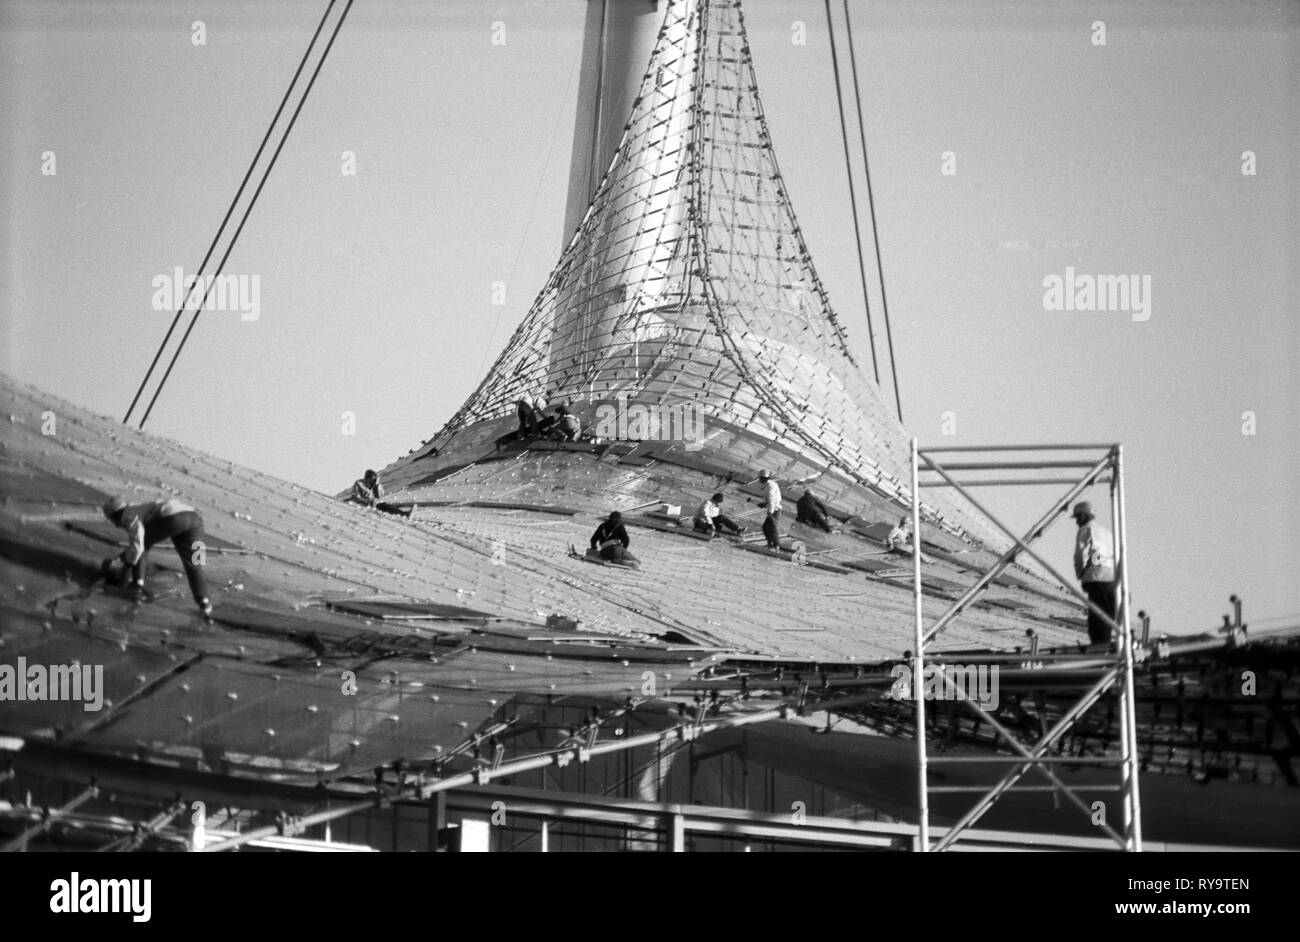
[907,439,1143,852]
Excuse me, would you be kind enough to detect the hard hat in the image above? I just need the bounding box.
[102,496,126,518]
[1072,501,1093,519]
[758,470,770,480]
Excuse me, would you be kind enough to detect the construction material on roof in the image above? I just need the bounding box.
[327,599,500,621]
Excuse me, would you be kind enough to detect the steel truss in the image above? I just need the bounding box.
[908,441,1143,851]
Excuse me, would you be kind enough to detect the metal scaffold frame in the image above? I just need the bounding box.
[908,440,1143,852]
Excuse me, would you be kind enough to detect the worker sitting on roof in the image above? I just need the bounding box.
[886,515,932,563]
[795,489,834,533]
[348,470,412,517]
[693,492,744,536]
[101,496,212,617]
[589,511,636,565]
[551,404,581,442]
[536,402,561,437]
[1072,501,1117,647]
[757,470,782,550]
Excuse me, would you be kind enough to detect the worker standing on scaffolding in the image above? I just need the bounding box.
[1072,501,1117,646]
[758,470,782,550]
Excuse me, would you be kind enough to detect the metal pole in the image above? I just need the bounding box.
[919,460,1103,471]
[920,443,1122,453]
[1114,445,1144,851]
[910,438,929,852]
[0,785,98,853]
[920,477,1113,488]
[1109,453,1134,845]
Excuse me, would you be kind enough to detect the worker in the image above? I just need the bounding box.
[1072,501,1117,646]
[795,489,833,532]
[515,392,543,437]
[693,492,744,536]
[553,404,581,442]
[758,470,782,550]
[886,515,932,563]
[589,511,633,563]
[348,470,412,517]
[101,496,212,617]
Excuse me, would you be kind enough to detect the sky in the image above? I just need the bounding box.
[2,0,1297,636]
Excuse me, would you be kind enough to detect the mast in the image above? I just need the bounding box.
[562,1,662,245]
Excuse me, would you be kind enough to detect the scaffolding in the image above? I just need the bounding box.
[908,441,1143,851]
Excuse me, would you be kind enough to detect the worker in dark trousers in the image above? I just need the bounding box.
[693,493,743,536]
[348,470,411,517]
[758,470,782,549]
[101,496,212,616]
[515,392,543,437]
[795,489,833,532]
[590,511,633,563]
[1072,501,1117,646]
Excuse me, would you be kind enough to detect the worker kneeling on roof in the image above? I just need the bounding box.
[590,511,634,564]
[551,404,581,442]
[795,489,833,533]
[101,496,212,617]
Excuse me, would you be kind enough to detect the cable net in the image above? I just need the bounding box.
[433,0,1001,547]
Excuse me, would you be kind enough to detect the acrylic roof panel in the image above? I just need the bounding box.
[0,374,1083,782]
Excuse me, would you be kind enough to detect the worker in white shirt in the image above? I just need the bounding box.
[886,515,932,563]
[692,492,744,536]
[758,470,782,550]
[101,496,212,616]
[1072,501,1117,646]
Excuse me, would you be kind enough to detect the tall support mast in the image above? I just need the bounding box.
[563,0,662,245]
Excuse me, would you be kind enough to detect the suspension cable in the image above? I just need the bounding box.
[137,0,355,429]
[124,0,339,426]
[843,0,904,423]
[823,0,880,386]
